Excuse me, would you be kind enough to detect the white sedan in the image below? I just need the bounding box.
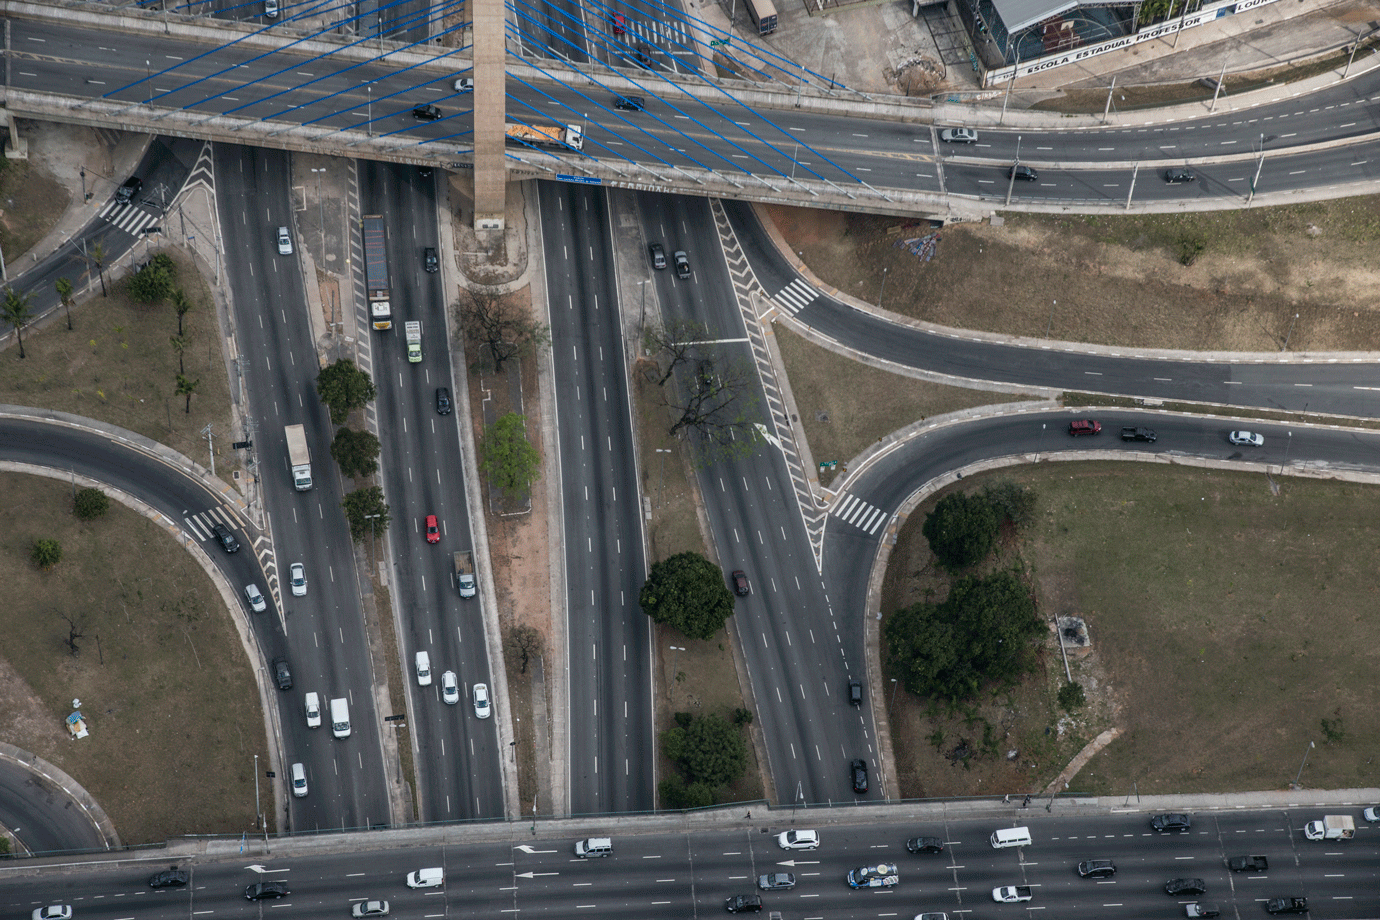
[777,829,820,850]
[290,562,307,596]
[34,909,72,920]
[441,671,459,705]
[1229,430,1264,446]
[472,682,491,718]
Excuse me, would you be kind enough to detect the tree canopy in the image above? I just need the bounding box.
[341,486,390,543]
[638,552,736,640]
[126,253,177,304]
[316,359,378,425]
[922,491,1000,571]
[480,412,541,495]
[331,427,382,479]
[661,712,748,789]
[458,287,550,374]
[883,570,1042,703]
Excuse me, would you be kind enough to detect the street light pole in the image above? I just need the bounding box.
[1283,312,1298,351]
[655,448,671,505]
[253,753,261,827]
[669,645,685,680]
[367,84,373,137]
[311,168,326,263]
[889,677,899,708]
[1292,740,1315,788]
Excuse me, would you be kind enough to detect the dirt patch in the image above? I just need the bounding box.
[764,201,1380,353]
[0,155,69,263]
[883,462,1380,797]
[0,475,268,846]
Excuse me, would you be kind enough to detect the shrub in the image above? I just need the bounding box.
[73,487,110,520]
[32,538,62,569]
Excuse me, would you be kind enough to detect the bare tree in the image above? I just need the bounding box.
[664,352,763,459]
[58,612,85,656]
[457,286,550,374]
[507,624,544,674]
[644,318,710,386]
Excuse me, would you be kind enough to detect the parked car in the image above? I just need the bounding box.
[245,882,289,900]
[1009,164,1038,181]
[851,758,868,794]
[290,562,307,596]
[1151,813,1192,831]
[272,657,293,690]
[1165,879,1207,896]
[939,127,978,144]
[724,895,762,913]
[435,387,452,415]
[1229,430,1263,446]
[149,870,189,888]
[777,829,819,849]
[276,226,293,255]
[758,873,796,891]
[473,682,491,718]
[412,103,442,121]
[732,570,750,596]
[116,176,142,203]
[211,522,240,553]
[245,584,267,613]
[1185,904,1220,918]
[906,836,944,854]
[847,863,899,888]
[351,901,389,918]
[1163,168,1197,184]
[1077,859,1116,878]
[1068,419,1101,436]
[441,670,459,705]
[613,95,645,112]
[649,243,667,269]
[425,514,440,544]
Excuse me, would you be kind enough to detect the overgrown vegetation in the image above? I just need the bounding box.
[341,486,390,542]
[73,487,110,520]
[316,359,378,425]
[658,711,749,808]
[639,552,737,640]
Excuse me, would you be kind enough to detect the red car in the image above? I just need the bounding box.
[425,514,440,544]
[1068,419,1101,436]
[612,12,627,34]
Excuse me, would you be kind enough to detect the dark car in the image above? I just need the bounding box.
[634,44,654,67]
[418,166,433,178]
[246,882,290,900]
[149,870,189,888]
[1151,813,1191,832]
[906,836,944,854]
[848,680,863,708]
[1164,878,1207,896]
[613,95,645,112]
[435,386,452,415]
[757,873,796,891]
[724,895,762,913]
[1164,168,1197,184]
[412,103,442,121]
[1009,164,1038,181]
[649,243,667,269]
[272,657,292,691]
[851,758,868,794]
[424,247,438,272]
[732,570,750,596]
[674,250,690,278]
[116,176,142,203]
[1264,898,1308,915]
[1185,905,1220,918]
[1077,860,1116,878]
[1122,426,1159,443]
[1068,419,1101,436]
[210,522,240,553]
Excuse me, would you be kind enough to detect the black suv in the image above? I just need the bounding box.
[1009,164,1038,181]
[613,95,645,112]
[906,836,944,854]
[848,679,863,707]
[1163,168,1197,184]
[211,522,240,553]
[1265,898,1308,915]
[116,176,142,203]
[1077,860,1116,878]
[412,103,442,121]
[149,870,188,888]
[1150,813,1191,832]
[272,657,292,691]
[1165,878,1207,896]
[850,758,868,794]
[435,387,452,415]
[424,247,438,272]
[724,895,762,913]
[246,882,290,900]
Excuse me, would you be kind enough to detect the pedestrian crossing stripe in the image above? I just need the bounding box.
[183,506,241,542]
[771,278,817,316]
[832,493,888,535]
[98,200,160,238]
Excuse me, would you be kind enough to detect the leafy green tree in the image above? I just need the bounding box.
[341,486,390,543]
[1057,681,1086,712]
[981,480,1037,528]
[175,374,200,413]
[55,276,74,330]
[638,552,736,640]
[331,426,382,478]
[884,571,1042,703]
[74,487,111,520]
[31,538,62,569]
[922,491,999,571]
[660,712,747,788]
[0,286,35,358]
[87,241,108,297]
[171,287,193,336]
[126,257,175,304]
[316,359,378,425]
[480,412,540,495]
[659,775,717,809]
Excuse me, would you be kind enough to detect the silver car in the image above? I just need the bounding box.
[290,562,307,596]
[244,584,267,613]
[939,127,978,144]
[1228,430,1263,446]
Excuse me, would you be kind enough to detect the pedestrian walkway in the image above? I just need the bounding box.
[831,492,890,536]
[769,278,818,317]
[97,199,161,238]
[181,503,250,546]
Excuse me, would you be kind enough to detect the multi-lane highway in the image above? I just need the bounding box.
[3,809,1378,918]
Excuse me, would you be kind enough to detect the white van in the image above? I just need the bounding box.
[406,868,444,888]
[291,762,308,797]
[575,837,612,858]
[330,697,351,738]
[990,826,1032,849]
[415,651,432,686]
[305,692,321,728]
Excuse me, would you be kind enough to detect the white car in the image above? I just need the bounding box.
[244,584,267,613]
[454,77,474,92]
[351,901,389,918]
[304,692,321,727]
[290,762,308,798]
[777,829,819,850]
[1363,806,1380,822]
[276,226,292,255]
[992,886,1033,903]
[441,670,459,705]
[472,682,491,718]
[33,909,71,920]
[914,915,948,920]
[290,562,307,596]
[1229,430,1263,446]
[939,127,978,144]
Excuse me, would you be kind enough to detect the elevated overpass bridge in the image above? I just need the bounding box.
[4,0,1380,220]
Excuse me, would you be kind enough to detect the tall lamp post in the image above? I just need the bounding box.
[365,513,381,566]
[1292,740,1315,789]
[253,753,262,828]
[669,645,685,681]
[310,168,327,262]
